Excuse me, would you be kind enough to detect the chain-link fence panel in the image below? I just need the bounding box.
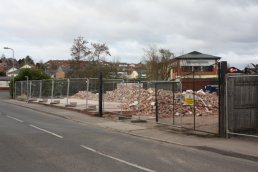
[41,79,53,99]
[53,79,68,99]
[15,81,22,98]
[176,71,219,134]
[15,80,29,100]
[30,80,41,99]
[102,79,124,115]
[114,81,148,117]
[195,79,219,134]
[153,81,181,125]
[67,78,88,107]
[86,78,100,108]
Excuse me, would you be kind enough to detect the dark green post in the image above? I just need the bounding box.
[155,83,158,122]
[99,72,103,117]
[219,61,227,137]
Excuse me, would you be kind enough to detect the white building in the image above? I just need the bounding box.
[6,67,18,77]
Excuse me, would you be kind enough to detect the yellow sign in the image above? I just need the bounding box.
[184,93,194,105]
[184,98,194,105]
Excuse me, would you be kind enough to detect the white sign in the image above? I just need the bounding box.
[180,60,215,66]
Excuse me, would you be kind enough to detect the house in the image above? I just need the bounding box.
[0,77,10,90]
[55,66,70,79]
[0,61,7,73]
[45,60,89,70]
[6,67,19,77]
[45,60,71,69]
[20,64,32,69]
[171,51,221,90]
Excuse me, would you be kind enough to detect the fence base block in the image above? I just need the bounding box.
[86,105,97,111]
[28,98,37,102]
[38,99,48,103]
[50,100,60,104]
[65,102,77,107]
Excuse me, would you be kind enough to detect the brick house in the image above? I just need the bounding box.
[0,62,5,73]
[55,66,69,79]
[171,51,221,90]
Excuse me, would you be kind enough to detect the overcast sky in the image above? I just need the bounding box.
[1,0,258,68]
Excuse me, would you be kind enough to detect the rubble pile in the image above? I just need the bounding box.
[71,85,219,117]
[70,91,98,100]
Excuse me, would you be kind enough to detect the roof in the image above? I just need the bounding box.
[176,51,221,60]
[56,66,70,73]
[20,64,32,69]
[6,67,18,74]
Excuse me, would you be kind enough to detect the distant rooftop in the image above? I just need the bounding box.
[176,51,221,60]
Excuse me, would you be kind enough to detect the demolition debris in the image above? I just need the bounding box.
[71,84,218,117]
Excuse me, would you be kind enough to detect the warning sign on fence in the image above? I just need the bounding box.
[184,93,194,105]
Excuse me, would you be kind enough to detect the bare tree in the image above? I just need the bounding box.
[70,36,91,61]
[143,47,174,80]
[143,47,159,80]
[245,63,258,74]
[89,42,111,62]
[158,49,174,80]
[18,55,34,67]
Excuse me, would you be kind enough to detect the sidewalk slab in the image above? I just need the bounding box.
[97,121,147,131]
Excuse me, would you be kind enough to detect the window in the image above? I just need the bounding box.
[182,66,192,72]
[203,65,214,72]
[193,66,202,72]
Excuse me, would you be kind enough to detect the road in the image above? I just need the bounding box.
[0,93,258,172]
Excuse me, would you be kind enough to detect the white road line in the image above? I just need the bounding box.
[80,145,156,172]
[29,124,63,138]
[6,115,24,123]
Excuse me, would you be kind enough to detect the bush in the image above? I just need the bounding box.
[9,68,50,98]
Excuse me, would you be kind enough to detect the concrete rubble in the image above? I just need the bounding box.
[71,84,219,117]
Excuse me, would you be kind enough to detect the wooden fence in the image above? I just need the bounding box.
[226,74,258,137]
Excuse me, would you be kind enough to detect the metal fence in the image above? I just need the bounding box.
[153,78,219,134]
[15,76,219,134]
[226,74,258,138]
[179,72,219,134]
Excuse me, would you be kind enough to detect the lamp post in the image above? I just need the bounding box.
[3,47,15,99]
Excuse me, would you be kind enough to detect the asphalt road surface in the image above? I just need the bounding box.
[0,94,258,171]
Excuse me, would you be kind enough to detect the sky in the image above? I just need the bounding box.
[1,0,258,68]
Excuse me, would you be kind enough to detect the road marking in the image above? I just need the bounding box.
[80,145,156,172]
[6,115,24,123]
[29,124,63,138]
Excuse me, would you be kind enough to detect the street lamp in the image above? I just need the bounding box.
[3,47,15,98]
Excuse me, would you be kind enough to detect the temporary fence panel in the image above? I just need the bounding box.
[152,81,179,125]
[226,74,258,137]
[52,79,68,99]
[194,78,219,134]
[15,80,35,101]
[12,76,219,135]
[15,81,22,98]
[178,72,219,134]
[67,78,88,107]
[30,80,41,99]
[102,79,124,115]
[41,79,53,99]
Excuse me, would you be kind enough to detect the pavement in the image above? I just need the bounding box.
[4,99,258,162]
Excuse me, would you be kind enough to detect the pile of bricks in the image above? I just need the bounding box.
[71,85,219,117]
[70,91,98,100]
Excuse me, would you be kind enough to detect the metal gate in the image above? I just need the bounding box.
[154,78,219,134]
[226,74,258,137]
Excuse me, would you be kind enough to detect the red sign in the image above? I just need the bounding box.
[228,68,238,73]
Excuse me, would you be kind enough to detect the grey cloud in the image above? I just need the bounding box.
[0,0,258,67]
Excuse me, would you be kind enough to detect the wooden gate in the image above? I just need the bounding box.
[226,74,258,137]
